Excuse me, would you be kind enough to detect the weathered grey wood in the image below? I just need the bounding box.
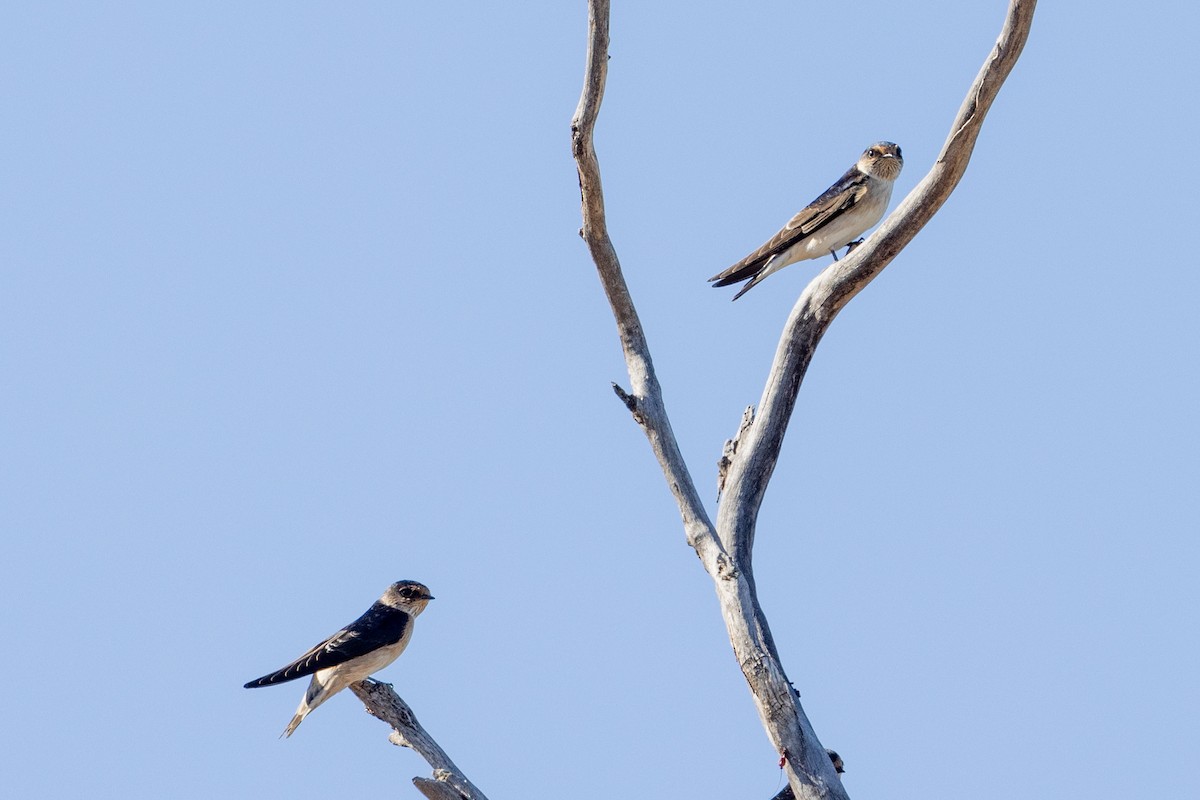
[414,777,468,800]
[772,751,845,800]
[349,680,488,800]
[572,3,1036,800]
[717,406,755,502]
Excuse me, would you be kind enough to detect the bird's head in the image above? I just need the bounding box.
[383,580,435,616]
[859,141,903,181]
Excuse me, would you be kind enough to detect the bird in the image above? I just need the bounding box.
[709,142,903,300]
[244,580,433,738]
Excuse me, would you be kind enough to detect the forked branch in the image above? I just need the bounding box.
[571,3,1035,799]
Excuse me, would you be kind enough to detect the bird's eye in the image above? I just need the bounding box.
[895,146,902,157]
[867,148,878,157]
[400,588,413,598]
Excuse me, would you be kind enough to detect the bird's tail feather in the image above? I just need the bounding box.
[709,263,760,287]
[279,674,339,738]
[731,274,763,301]
[281,708,308,738]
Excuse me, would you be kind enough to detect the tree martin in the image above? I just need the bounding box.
[710,142,903,300]
[244,580,433,738]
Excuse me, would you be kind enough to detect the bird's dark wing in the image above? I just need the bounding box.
[243,602,411,688]
[709,167,870,287]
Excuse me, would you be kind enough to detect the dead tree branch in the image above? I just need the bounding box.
[571,3,1035,799]
[719,1,1039,560]
[569,0,724,577]
[350,681,488,800]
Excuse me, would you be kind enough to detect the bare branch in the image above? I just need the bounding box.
[572,3,1036,800]
[350,681,488,800]
[720,0,1038,560]
[570,0,723,571]
[570,4,843,796]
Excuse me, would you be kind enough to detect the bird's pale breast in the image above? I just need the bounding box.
[318,625,413,685]
[807,177,892,255]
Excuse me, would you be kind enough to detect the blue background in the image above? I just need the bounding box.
[3,3,1196,798]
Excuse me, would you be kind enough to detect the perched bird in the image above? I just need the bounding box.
[709,142,903,300]
[244,580,433,738]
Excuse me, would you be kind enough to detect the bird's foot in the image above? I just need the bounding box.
[845,238,865,254]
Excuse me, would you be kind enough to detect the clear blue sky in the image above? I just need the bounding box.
[3,3,1197,798]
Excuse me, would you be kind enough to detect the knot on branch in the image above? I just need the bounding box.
[716,405,755,502]
[739,651,766,679]
[611,382,645,423]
